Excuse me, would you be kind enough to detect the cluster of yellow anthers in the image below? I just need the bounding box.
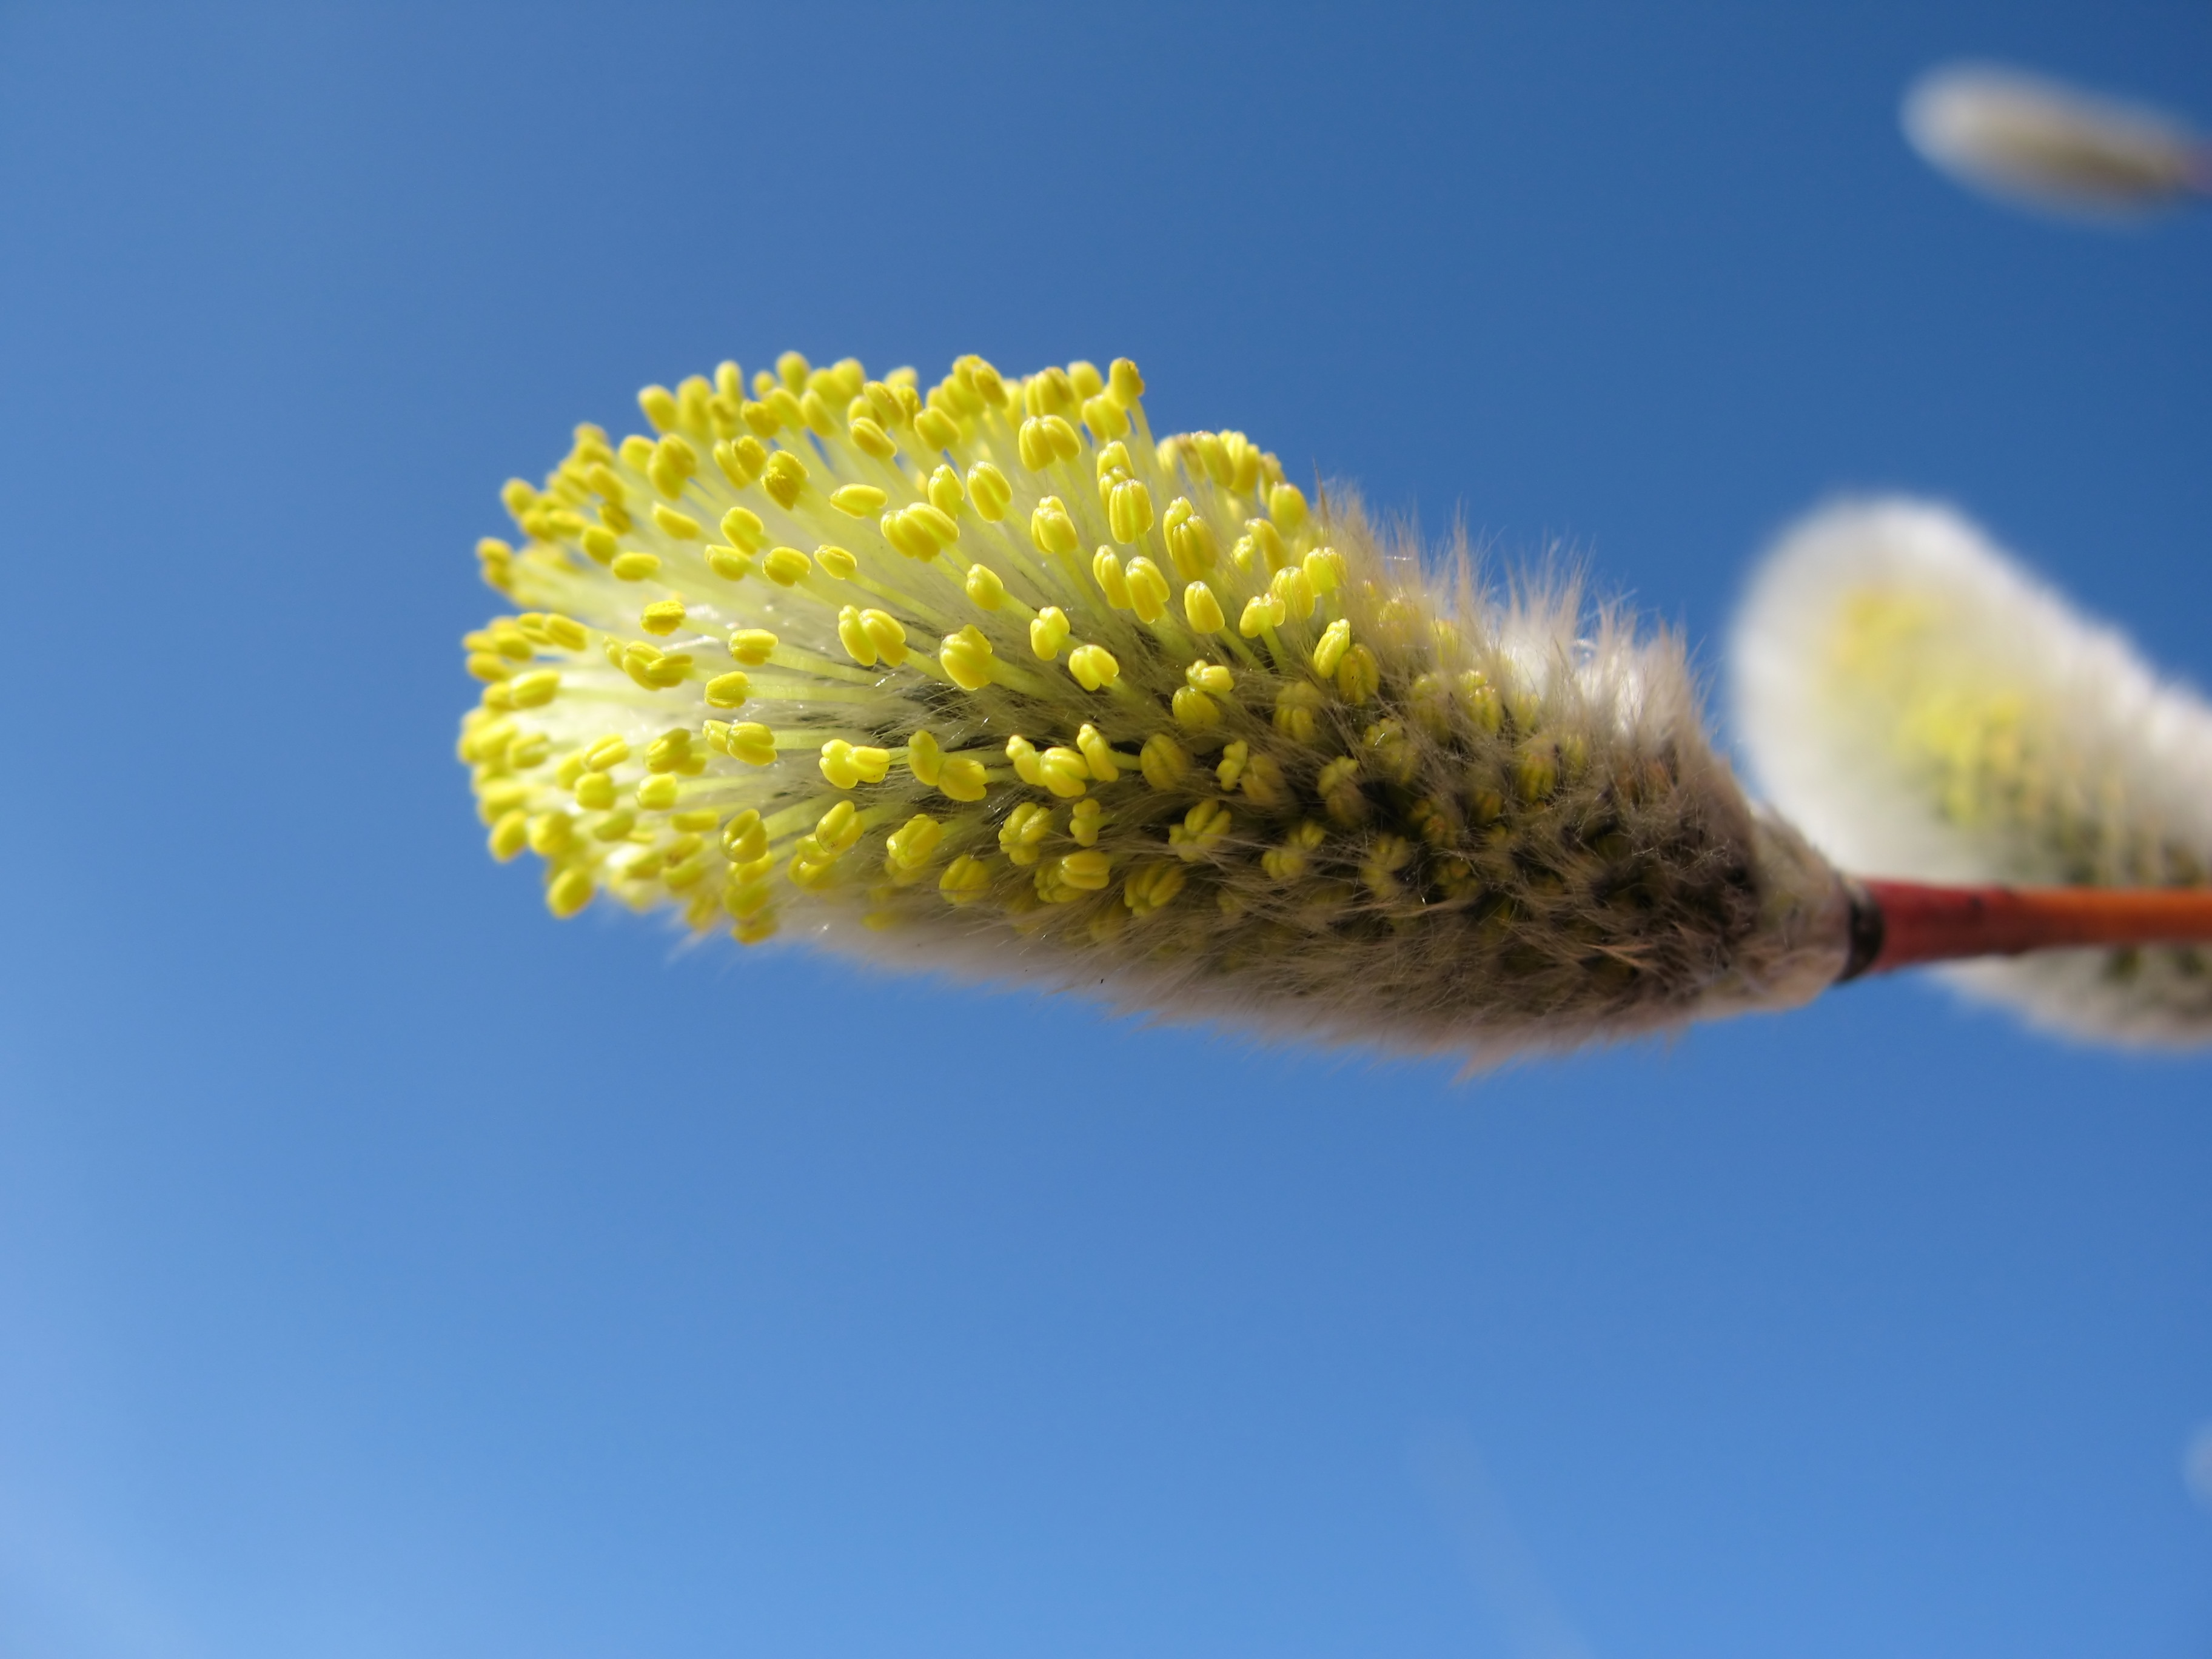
[461,351,1845,1052]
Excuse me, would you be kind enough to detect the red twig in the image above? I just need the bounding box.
[1855,880,2212,976]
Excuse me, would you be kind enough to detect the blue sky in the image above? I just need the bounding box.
[0,4,2207,1655]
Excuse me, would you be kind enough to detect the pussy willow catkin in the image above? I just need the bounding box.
[1734,498,2212,1044]
[460,352,1849,1057]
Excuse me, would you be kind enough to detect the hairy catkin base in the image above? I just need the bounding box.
[461,352,1849,1061]
[1734,497,2212,1045]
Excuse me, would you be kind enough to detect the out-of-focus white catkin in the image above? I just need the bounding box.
[1903,63,2209,218]
[1733,498,2212,1044]
[459,352,1855,1061]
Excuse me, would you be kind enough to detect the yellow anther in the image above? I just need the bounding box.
[1268,483,1307,536]
[905,501,959,549]
[938,755,988,802]
[1171,686,1221,729]
[1107,358,1145,407]
[721,809,768,863]
[903,731,946,787]
[553,749,587,788]
[1303,546,1344,593]
[1274,680,1327,743]
[860,609,908,666]
[1017,415,1081,472]
[1081,392,1128,440]
[1124,556,1169,623]
[1239,750,1288,808]
[1336,643,1381,705]
[1313,618,1353,677]
[1063,361,1101,401]
[528,812,575,857]
[728,628,778,666]
[1186,659,1233,695]
[640,599,687,635]
[1187,432,1228,486]
[1262,820,1328,880]
[815,799,862,853]
[715,362,744,403]
[1123,860,1187,915]
[939,624,994,690]
[1094,441,1131,481]
[508,732,551,769]
[830,484,887,517]
[998,801,1053,865]
[706,508,760,556]
[879,509,936,560]
[837,605,877,667]
[819,739,892,789]
[478,779,529,821]
[1270,565,1316,622]
[885,814,944,873]
[1067,644,1120,691]
[1460,669,1503,732]
[1244,518,1287,572]
[811,545,854,580]
[799,388,839,437]
[927,464,965,518]
[1239,593,1288,637]
[608,551,662,585]
[1409,672,1452,737]
[671,809,719,833]
[1076,723,1120,782]
[1068,797,1105,846]
[762,546,813,586]
[776,351,810,392]
[637,774,680,811]
[715,438,765,489]
[1092,548,1130,609]
[546,867,595,918]
[1005,734,1044,786]
[939,854,992,905]
[1168,799,1233,860]
[488,809,529,862]
[541,615,588,649]
[649,435,698,498]
[964,563,1007,610]
[508,670,559,708]
[1106,477,1155,545]
[760,449,807,509]
[1030,606,1071,659]
[649,504,701,545]
[638,385,680,432]
[1057,849,1111,891]
[1216,739,1250,791]
[1139,732,1190,789]
[1031,498,1081,559]
[967,461,1011,521]
[1017,368,1067,419]
[614,438,654,472]
[1515,742,1560,802]
[1318,755,1366,823]
[913,407,960,449]
[1183,581,1225,634]
[466,652,512,683]
[765,389,805,434]
[726,723,777,765]
[849,416,896,458]
[704,671,751,709]
[574,769,617,809]
[1362,834,1416,897]
[581,525,619,565]
[585,735,631,771]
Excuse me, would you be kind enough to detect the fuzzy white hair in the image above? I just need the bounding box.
[1732,497,2212,1044]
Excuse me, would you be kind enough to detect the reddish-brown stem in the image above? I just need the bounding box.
[1849,880,2212,978]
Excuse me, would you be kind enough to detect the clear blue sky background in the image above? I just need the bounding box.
[1,4,2207,1655]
